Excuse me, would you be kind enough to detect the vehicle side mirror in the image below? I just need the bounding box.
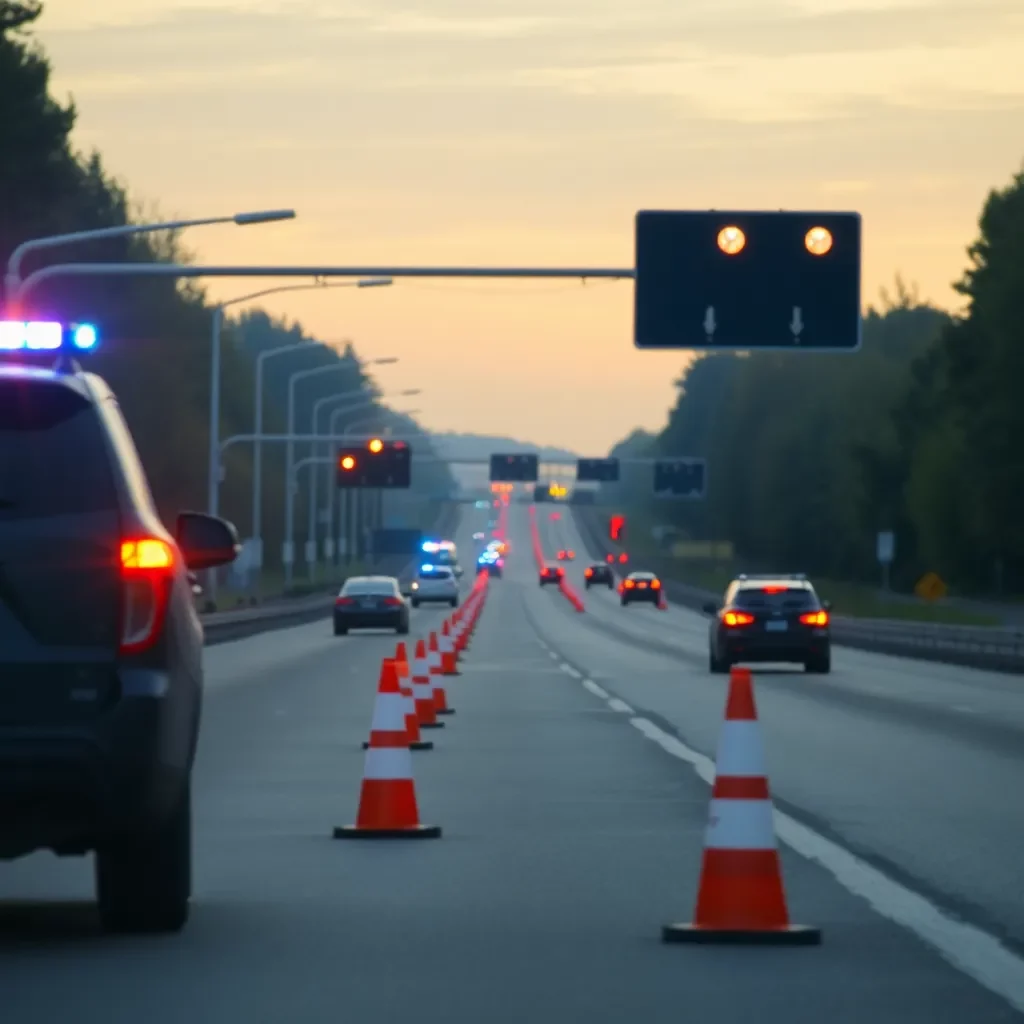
[822,599,832,611]
[702,602,719,615]
[175,512,241,571]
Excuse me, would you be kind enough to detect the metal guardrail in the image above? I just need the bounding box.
[569,507,1024,675]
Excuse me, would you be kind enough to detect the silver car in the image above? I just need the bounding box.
[410,565,459,608]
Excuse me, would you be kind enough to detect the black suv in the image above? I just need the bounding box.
[583,563,614,588]
[0,364,240,932]
[704,574,831,674]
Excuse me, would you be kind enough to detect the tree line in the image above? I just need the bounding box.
[0,1,454,576]
[603,164,1024,597]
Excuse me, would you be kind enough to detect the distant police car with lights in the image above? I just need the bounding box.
[410,564,459,607]
[705,574,832,674]
[421,539,464,579]
[334,576,409,635]
[477,548,503,578]
[0,320,241,934]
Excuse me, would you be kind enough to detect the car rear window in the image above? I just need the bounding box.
[0,380,118,521]
[419,570,452,581]
[342,579,398,596]
[735,587,816,610]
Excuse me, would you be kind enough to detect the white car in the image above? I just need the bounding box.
[410,565,459,608]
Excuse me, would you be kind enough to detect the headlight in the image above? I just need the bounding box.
[411,582,419,590]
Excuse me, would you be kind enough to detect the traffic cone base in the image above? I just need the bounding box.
[661,923,820,945]
[436,708,455,716]
[419,720,445,729]
[334,823,441,840]
[363,739,434,751]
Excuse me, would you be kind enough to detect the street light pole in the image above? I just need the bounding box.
[206,277,393,597]
[4,208,296,305]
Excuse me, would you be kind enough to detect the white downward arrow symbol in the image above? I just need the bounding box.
[703,306,717,339]
[790,306,804,340]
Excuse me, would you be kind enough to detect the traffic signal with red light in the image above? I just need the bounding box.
[336,439,412,488]
[609,514,626,541]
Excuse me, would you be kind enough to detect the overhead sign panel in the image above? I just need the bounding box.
[633,210,861,351]
[490,453,539,482]
[652,458,707,499]
[576,457,620,483]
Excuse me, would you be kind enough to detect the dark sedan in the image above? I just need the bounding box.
[539,563,564,586]
[334,576,410,635]
[584,563,614,588]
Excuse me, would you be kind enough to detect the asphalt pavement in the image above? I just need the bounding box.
[0,503,1019,1021]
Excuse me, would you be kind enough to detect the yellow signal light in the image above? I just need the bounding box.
[805,226,833,256]
[717,226,746,255]
[340,455,356,470]
[368,438,384,454]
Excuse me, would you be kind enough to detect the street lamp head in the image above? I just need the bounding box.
[370,357,399,366]
[400,388,422,397]
[356,277,393,288]
[233,209,297,225]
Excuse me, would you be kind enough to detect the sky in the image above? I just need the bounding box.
[36,0,1024,453]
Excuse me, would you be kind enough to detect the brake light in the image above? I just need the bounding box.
[651,579,661,589]
[383,597,404,607]
[584,568,593,578]
[762,586,786,594]
[624,579,636,588]
[722,611,755,627]
[800,610,829,627]
[119,538,175,655]
[335,597,355,606]
[568,550,575,558]
[619,553,628,563]
[606,554,614,563]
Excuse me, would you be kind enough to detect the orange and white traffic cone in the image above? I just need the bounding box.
[662,667,819,944]
[411,638,444,730]
[439,620,459,675]
[334,659,441,839]
[362,649,432,752]
[428,631,455,715]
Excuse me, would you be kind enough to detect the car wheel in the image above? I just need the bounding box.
[620,598,628,607]
[450,598,458,608]
[397,620,410,635]
[805,653,831,674]
[411,599,420,608]
[709,649,729,674]
[95,780,192,934]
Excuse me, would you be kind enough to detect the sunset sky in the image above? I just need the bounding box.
[37,0,1024,453]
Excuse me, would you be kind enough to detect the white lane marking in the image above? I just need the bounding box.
[607,698,634,714]
[582,679,609,699]
[628,716,1024,1015]
[561,664,582,679]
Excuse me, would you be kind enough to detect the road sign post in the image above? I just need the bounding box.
[876,530,895,591]
[634,210,862,351]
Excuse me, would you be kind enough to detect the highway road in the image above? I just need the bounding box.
[0,502,1020,1021]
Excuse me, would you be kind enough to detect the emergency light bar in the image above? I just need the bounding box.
[0,320,99,352]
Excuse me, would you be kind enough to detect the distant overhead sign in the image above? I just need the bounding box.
[633,210,862,351]
[490,453,539,482]
[576,457,620,483]
[653,458,707,499]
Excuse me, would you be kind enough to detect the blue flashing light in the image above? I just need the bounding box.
[420,563,435,572]
[422,541,440,552]
[0,320,99,353]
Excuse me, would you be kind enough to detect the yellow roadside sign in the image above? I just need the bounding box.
[915,572,947,601]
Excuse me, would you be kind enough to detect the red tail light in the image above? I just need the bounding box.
[383,597,404,607]
[119,538,175,656]
[568,550,575,558]
[624,579,636,589]
[606,554,614,563]
[335,596,355,606]
[651,579,661,589]
[800,610,829,627]
[619,553,628,563]
[722,610,755,627]
[762,586,786,594]
[584,568,593,578]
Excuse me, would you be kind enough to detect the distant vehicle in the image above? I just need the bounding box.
[472,532,485,541]
[584,563,614,588]
[539,564,564,586]
[334,576,410,635]
[0,329,241,934]
[704,575,831,674]
[421,539,463,578]
[477,549,504,578]
[556,549,575,561]
[620,571,662,606]
[410,564,459,608]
